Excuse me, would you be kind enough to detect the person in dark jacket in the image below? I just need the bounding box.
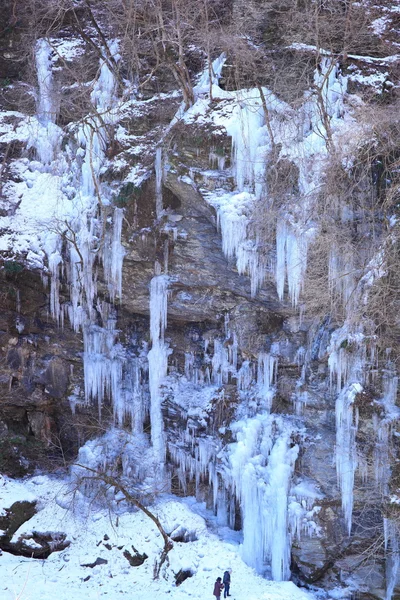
[223,568,232,597]
[213,577,224,600]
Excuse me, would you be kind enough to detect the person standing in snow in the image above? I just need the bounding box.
[223,568,232,597]
[213,577,224,600]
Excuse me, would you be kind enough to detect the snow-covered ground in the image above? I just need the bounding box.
[0,474,319,600]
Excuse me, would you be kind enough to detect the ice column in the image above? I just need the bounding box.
[257,352,277,411]
[33,39,61,164]
[374,374,399,492]
[276,219,308,308]
[47,233,63,327]
[385,518,400,600]
[80,40,119,198]
[36,39,54,123]
[229,415,298,580]
[155,147,163,219]
[148,275,170,467]
[335,382,361,535]
[103,207,125,302]
[229,92,267,197]
[83,311,123,418]
[129,358,147,434]
[65,212,98,331]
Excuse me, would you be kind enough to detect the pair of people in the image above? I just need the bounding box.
[213,569,232,600]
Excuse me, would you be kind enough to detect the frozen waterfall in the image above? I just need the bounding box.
[228,415,299,580]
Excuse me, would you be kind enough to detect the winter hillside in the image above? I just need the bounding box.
[0,1,400,599]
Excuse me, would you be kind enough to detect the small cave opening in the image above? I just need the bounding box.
[163,187,181,211]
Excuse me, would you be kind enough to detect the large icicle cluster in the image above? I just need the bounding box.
[33,38,164,451]
[227,415,299,580]
[31,39,124,334]
[168,334,318,582]
[327,326,367,534]
[197,58,348,306]
[326,245,398,541]
[198,85,274,297]
[32,41,130,423]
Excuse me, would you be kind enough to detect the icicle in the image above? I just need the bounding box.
[335,382,361,535]
[168,435,219,498]
[257,353,277,411]
[48,249,63,325]
[208,190,267,297]
[184,352,195,382]
[293,363,308,416]
[155,147,163,219]
[374,374,399,492]
[149,275,168,344]
[209,150,226,171]
[385,518,400,600]
[212,339,233,385]
[202,86,273,297]
[276,219,308,307]
[83,314,124,417]
[103,207,125,302]
[127,357,147,434]
[237,360,253,392]
[148,275,170,468]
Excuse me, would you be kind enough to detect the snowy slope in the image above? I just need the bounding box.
[0,474,318,600]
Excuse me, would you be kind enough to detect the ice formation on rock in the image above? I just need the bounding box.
[385,518,400,600]
[374,373,400,492]
[335,382,361,535]
[326,242,396,538]
[257,352,277,411]
[148,275,170,469]
[31,39,62,164]
[168,337,313,583]
[276,219,308,308]
[227,415,299,580]
[155,147,163,219]
[103,207,125,302]
[200,57,348,306]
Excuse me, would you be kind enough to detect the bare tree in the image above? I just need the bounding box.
[73,462,173,578]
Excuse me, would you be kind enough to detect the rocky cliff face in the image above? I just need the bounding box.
[0,2,400,599]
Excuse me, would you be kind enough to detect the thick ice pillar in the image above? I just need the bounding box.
[148,275,170,469]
